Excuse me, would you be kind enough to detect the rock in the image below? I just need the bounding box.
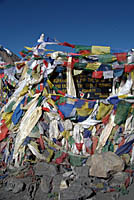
[89,151,125,178]
[74,165,89,177]
[111,192,120,200]
[40,176,52,193]
[26,182,38,200]
[34,187,50,200]
[109,172,129,187]
[95,191,119,200]
[86,156,92,167]
[5,178,25,193]
[79,176,92,187]
[12,181,25,193]
[52,174,63,193]
[34,162,58,177]
[5,178,15,192]
[60,179,93,200]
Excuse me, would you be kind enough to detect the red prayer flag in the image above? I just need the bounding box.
[19,51,26,57]
[79,50,91,55]
[0,120,9,142]
[58,42,75,48]
[124,64,134,72]
[114,52,127,62]
[92,71,103,78]
[0,73,4,79]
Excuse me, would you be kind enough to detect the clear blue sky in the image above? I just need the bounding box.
[0,0,134,56]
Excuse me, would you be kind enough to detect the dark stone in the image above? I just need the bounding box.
[5,178,25,193]
[12,181,25,193]
[25,182,39,200]
[74,165,89,177]
[109,172,129,187]
[34,162,58,177]
[52,174,63,193]
[40,175,52,193]
[60,178,93,200]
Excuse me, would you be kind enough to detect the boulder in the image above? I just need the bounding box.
[60,178,93,200]
[89,151,125,178]
[33,162,58,177]
[52,174,63,193]
[40,176,52,193]
[5,178,25,193]
[109,172,129,187]
[74,165,89,177]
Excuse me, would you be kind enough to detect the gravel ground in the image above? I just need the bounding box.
[0,179,133,200]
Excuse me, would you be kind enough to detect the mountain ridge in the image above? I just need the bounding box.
[0,45,20,64]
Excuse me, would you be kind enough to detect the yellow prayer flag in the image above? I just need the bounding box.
[86,62,101,70]
[24,46,33,50]
[91,46,110,55]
